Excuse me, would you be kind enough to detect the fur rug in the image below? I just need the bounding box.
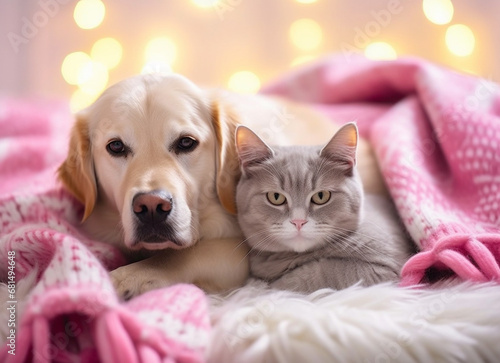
[208,280,500,363]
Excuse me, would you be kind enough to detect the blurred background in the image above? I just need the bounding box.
[1,0,499,112]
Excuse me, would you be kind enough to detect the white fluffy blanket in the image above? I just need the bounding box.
[208,280,500,363]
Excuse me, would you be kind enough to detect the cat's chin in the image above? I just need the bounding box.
[248,236,324,254]
[278,237,324,253]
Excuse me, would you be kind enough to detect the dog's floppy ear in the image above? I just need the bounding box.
[211,100,241,215]
[57,112,97,221]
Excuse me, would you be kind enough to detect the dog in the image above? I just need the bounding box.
[58,73,386,299]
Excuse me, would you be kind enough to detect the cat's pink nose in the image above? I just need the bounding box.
[290,219,308,231]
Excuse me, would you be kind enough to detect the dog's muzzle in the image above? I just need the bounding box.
[132,190,180,245]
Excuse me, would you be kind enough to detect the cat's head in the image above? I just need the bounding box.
[235,123,364,253]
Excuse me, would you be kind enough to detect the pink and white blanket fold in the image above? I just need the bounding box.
[0,100,210,362]
[262,56,500,285]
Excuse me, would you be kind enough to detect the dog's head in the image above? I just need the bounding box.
[58,74,240,250]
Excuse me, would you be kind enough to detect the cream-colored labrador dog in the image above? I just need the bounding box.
[58,73,385,299]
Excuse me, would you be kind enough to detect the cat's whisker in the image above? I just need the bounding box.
[320,226,381,253]
[324,223,387,243]
[240,229,274,244]
[299,222,393,257]
[250,231,277,249]
[326,230,391,258]
[248,237,278,259]
[235,230,277,260]
[231,239,253,264]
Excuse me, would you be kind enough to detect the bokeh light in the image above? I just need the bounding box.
[289,18,323,51]
[77,61,109,96]
[74,0,106,30]
[228,71,261,94]
[145,37,177,66]
[445,24,475,56]
[70,89,99,113]
[422,0,454,25]
[364,42,397,60]
[191,0,219,8]
[61,52,92,85]
[91,38,123,70]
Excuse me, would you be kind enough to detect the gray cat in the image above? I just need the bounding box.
[235,123,414,293]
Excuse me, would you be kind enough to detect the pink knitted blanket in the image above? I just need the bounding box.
[262,56,500,286]
[0,99,210,362]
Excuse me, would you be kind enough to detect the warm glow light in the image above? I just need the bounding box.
[296,0,317,3]
[74,0,105,30]
[228,71,261,94]
[91,38,122,70]
[446,24,475,57]
[77,61,109,96]
[141,61,173,75]
[422,0,454,25]
[61,52,92,85]
[145,37,177,66]
[291,55,317,67]
[191,0,219,8]
[364,42,397,60]
[70,89,98,113]
[462,68,479,76]
[289,18,323,51]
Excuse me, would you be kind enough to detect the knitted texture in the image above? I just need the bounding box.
[262,56,500,286]
[0,99,210,362]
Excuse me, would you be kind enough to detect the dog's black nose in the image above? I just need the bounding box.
[132,190,173,224]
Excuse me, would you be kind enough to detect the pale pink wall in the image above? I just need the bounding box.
[1,0,499,99]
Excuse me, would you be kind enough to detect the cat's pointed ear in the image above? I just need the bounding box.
[236,125,274,170]
[320,122,358,173]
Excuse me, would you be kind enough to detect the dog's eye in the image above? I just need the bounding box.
[175,136,198,153]
[106,139,128,157]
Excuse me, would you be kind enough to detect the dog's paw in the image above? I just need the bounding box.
[110,265,167,301]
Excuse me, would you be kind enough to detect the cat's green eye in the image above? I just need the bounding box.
[267,192,287,206]
[311,191,331,205]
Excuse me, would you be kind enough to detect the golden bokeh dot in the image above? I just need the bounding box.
[422,0,454,25]
[228,71,261,94]
[145,37,177,66]
[61,51,91,85]
[77,61,109,96]
[289,18,323,51]
[191,0,220,7]
[364,42,397,60]
[445,24,475,57]
[74,0,105,30]
[91,38,123,70]
[70,89,98,113]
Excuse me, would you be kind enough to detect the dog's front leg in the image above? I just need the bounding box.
[110,237,249,300]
